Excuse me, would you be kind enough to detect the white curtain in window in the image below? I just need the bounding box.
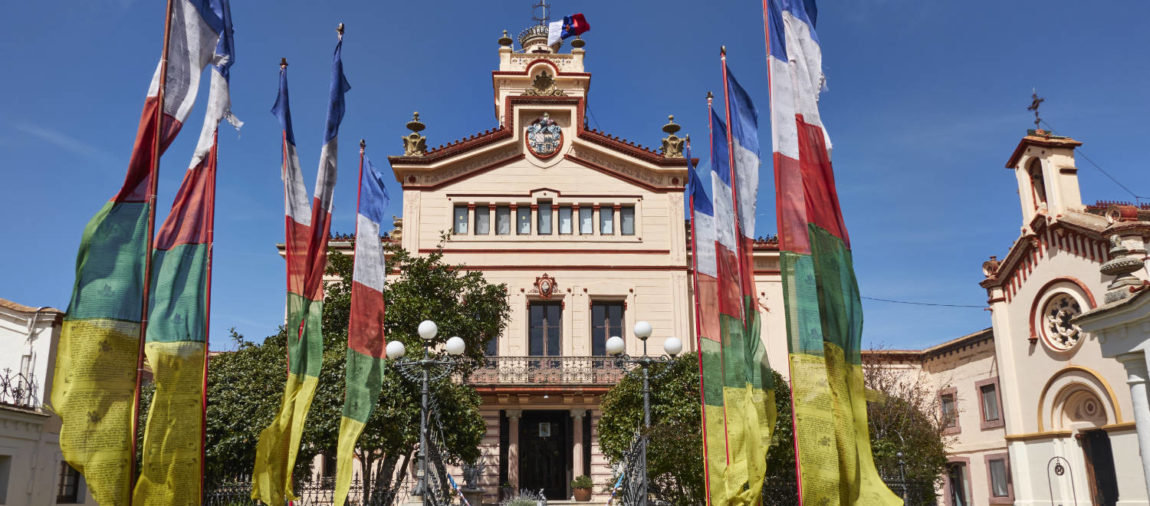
[579,207,593,234]
[517,207,531,234]
[496,207,511,235]
[620,206,635,235]
[538,203,552,234]
[600,207,614,234]
[558,206,572,234]
[453,206,468,234]
[990,460,1009,497]
[475,207,490,235]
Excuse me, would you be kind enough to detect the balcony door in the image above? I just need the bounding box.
[529,301,562,357]
[590,301,624,356]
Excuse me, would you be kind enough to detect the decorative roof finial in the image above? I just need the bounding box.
[337,22,345,40]
[499,29,513,47]
[661,115,685,159]
[403,112,427,157]
[279,57,288,69]
[1028,89,1045,132]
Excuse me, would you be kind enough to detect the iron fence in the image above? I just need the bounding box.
[0,368,38,409]
[759,474,937,506]
[204,473,410,506]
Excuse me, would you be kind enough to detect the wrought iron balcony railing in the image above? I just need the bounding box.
[0,368,39,409]
[468,356,628,386]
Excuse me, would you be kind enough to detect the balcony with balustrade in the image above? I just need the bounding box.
[467,356,629,388]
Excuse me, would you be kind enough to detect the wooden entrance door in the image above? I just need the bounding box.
[519,410,570,500]
[1081,429,1119,505]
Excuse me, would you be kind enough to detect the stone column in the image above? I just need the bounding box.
[571,409,585,478]
[1117,352,1150,494]
[507,409,522,489]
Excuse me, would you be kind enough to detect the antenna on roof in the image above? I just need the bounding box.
[531,0,551,26]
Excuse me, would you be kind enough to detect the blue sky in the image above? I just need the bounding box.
[1,1,1147,351]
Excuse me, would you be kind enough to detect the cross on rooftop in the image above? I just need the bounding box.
[1028,90,1045,130]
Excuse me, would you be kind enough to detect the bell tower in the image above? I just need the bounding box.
[1005,128,1084,227]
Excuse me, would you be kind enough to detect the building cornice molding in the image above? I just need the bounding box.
[1005,133,1083,169]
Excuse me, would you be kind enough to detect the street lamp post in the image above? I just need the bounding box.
[606,320,683,506]
[386,320,469,505]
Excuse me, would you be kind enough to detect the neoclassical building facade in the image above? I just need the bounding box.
[319,19,1150,506]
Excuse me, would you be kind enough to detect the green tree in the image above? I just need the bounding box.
[597,356,707,506]
[203,240,510,502]
[598,355,947,505]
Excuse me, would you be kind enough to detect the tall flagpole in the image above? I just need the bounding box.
[718,47,747,316]
[278,58,292,382]
[130,1,175,502]
[356,140,365,231]
[697,90,716,506]
[200,129,219,505]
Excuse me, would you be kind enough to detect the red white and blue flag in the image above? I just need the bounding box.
[547,13,590,46]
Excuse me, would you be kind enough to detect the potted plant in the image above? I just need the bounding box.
[571,475,594,501]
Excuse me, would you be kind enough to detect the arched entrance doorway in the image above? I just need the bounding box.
[1055,386,1118,505]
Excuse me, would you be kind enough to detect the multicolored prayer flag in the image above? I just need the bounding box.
[133,2,237,504]
[766,0,900,503]
[696,62,778,503]
[251,33,350,506]
[333,152,390,505]
[49,2,231,503]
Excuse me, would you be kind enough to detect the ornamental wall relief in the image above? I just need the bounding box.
[525,113,563,159]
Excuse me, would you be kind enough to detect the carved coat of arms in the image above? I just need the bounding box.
[534,273,557,299]
[525,113,562,159]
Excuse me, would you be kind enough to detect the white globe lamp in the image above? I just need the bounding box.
[386,340,406,360]
[445,336,466,356]
[418,320,438,341]
[606,336,626,356]
[663,337,683,357]
[634,321,652,341]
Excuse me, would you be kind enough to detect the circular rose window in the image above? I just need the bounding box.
[1042,293,1083,350]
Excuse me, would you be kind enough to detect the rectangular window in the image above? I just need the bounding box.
[57,462,81,504]
[558,206,573,234]
[453,205,469,235]
[475,207,491,235]
[0,455,9,504]
[980,384,1000,422]
[941,393,957,428]
[620,206,635,235]
[989,458,1009,498]
[579,207,593,234]
[485,336,498,356]
[590,301,625,356]
[600,207,614,234]
[495,206,511,235]
[517,206,531,235]
[537,202,552,235]
[529,301,562,356]
[947,462,969,506]
[323,453,337,478]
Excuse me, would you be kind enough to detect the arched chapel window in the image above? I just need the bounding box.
[1028,159,1048,210]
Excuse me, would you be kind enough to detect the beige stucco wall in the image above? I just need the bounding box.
[982,141,1147,504]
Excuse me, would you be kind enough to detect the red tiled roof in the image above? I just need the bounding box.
[388,126,511,165]
[579,127,690,167]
